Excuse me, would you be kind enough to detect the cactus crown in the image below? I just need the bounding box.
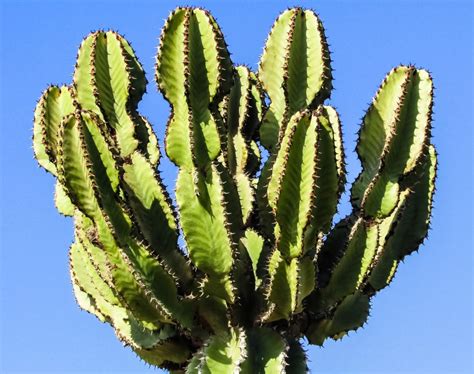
[33,7,436,373]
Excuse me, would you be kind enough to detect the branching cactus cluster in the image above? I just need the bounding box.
[33,7,437,373]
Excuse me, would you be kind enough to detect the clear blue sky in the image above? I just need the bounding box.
[1,1,472,373]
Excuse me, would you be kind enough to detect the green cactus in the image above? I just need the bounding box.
[33,7,437,373]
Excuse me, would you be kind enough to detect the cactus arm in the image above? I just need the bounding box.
[59,112,196,327]
[192,328,245,373]
[260,108,343,320]
[156,8,233,169]
[121,151,193,287]
[73,31,151,158]
[239,327,287,373]
[76,217,171,325]
[56,113,102,218]
[263,250,299,321]
[240,327,288,374]
[387,144,436,257]
[175,165,235,301]
[352,67,433,218]
[70,240,192,368]
[155,9,192,167]
[306,292,370,346]
[286,339,308,374]
[225,66,264,223]
[258,8,331,150]
[33,85,74,175]
[269,111,319,258]
[368,145,437,290]
[350,67,412,206]
[92,32,139,156]
[312,219,378,312]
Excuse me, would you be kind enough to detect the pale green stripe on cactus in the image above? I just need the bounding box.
[236,172,254,225]
[73,33,102,116]
[240,229,265,288]
[240,327,287,373]
[322,105,345,190]
[258,8,331,150]
[192,328,245,373]
[256,153,278,239]
[54,181,75,216]
[33,85,74,175]
[226,66,253,173]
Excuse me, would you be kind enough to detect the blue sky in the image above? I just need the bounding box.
[0,0,472,373]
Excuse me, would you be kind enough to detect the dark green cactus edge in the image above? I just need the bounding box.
[33,6,437,373]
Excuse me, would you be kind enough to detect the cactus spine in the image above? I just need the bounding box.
[33,7,437,373]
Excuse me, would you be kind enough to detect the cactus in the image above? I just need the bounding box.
[33,7,437,373]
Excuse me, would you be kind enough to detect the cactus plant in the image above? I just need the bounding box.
[33,6,437,373]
